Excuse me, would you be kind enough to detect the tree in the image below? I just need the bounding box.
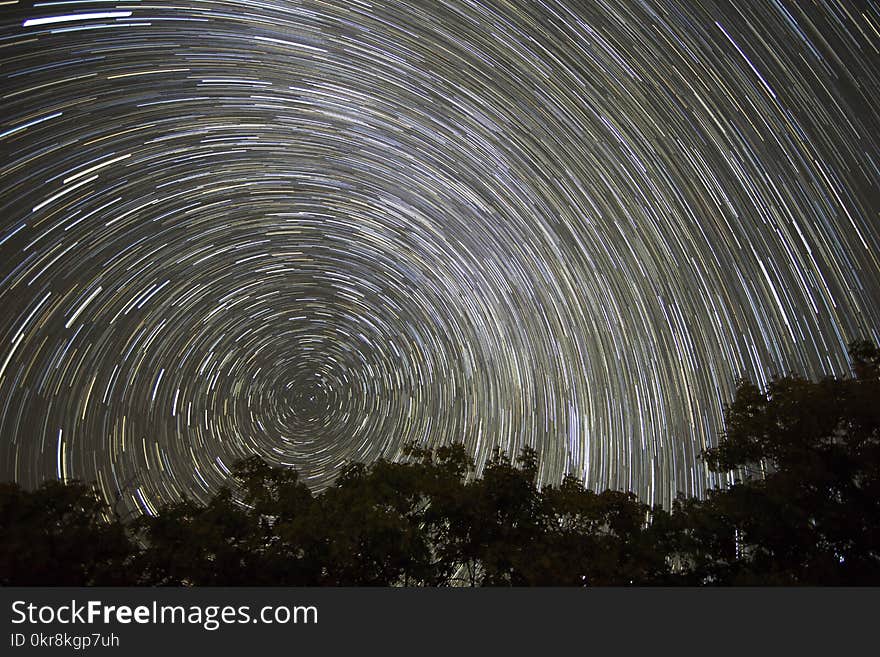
[689,340,880,584]
[133,488,262,585]
[0,480,133,585]
[303,461,433,585]
[3,342,878,586]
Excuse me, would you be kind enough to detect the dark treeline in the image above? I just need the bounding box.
[2,341,879,586]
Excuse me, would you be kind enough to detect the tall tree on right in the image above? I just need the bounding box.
[688,340,880,584]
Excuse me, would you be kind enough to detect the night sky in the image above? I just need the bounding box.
[1,0,879,515]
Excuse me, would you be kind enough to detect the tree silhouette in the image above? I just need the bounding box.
[683,340,880,584]
[132,487,266,585]
[2,341,878,586]
[0,480,132,585]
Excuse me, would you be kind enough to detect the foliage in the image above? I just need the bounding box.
[684,340,880,584]
[0,480,132,585]
[1,341,878,585]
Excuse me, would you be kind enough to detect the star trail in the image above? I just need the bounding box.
[1,0,879,515]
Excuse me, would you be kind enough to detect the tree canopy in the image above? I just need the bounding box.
[2,341,878,586]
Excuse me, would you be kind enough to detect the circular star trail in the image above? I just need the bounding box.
[1,0,879,513]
